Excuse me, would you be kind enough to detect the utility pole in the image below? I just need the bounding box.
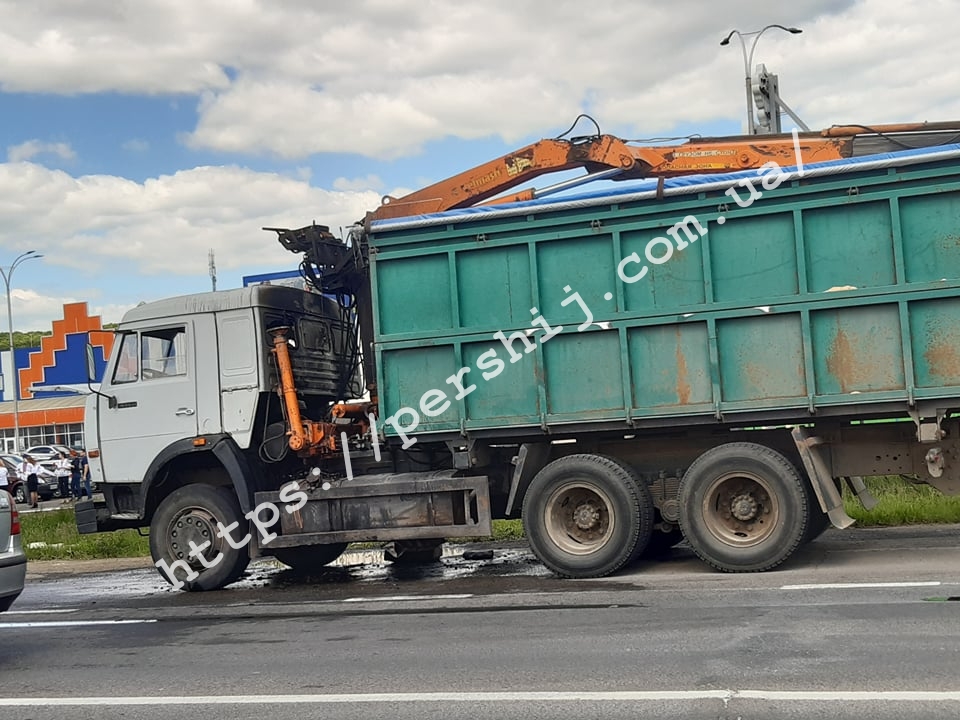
[0,251,43,452]
[209,249,217,291]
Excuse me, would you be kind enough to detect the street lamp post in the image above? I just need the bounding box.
[721,24,802,135]
[0,250,43,453]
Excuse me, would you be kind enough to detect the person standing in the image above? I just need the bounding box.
[80,450,92,500]
[70,452,82,500]
[19,455,42,508]
[55,451,72,504]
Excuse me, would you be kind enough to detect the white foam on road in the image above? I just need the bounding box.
[2,690,960,706]
[341,594,474,603]
[780,581,942,590]
[0,619,156,629]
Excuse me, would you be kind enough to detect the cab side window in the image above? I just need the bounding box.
[141,327,187,380]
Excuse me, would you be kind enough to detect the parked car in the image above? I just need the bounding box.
[0,490,26,611]
[2,455,56,504]
[22,445,73,463]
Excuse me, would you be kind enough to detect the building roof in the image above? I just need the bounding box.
[0,395,86,414]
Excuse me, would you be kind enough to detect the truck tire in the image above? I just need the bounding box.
[522,454,654,578]
[149,484,250,591]
[272,544,348,573]
[678,443,808,573]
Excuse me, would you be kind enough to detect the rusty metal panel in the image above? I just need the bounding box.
[812,305,905,394]
[718,315,807,402]
[257,473,492,547]
[628,323,712,407]
[911,298,960,388]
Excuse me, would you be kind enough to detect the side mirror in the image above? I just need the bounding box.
[86,343,117,408]
[85,344,96,382]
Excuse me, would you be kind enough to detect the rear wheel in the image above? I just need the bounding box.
[679,443,808,573]
[522,454,654,578]
[272,544,348,572]
[149,484,250,591]
[13,484,25,504]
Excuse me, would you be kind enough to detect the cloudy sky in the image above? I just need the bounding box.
[1,0,956,330]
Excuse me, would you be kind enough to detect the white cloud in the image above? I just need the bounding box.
[5,288,82,333]
[88,302,138,326]
[7,140,75,163]
[9,1,960,160]
[333,174,384,192]
[0,161,380,280]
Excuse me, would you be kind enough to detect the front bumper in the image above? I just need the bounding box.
[75,499,142,534]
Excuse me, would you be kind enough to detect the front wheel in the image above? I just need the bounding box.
[13,484,25,504]
[522,454,654,578]
[149,484,250,591]
[679,443,809,573]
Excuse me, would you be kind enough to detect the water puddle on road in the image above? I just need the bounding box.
[19,544,555,608]
[237,545,552,590]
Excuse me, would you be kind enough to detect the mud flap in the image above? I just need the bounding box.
[791,426,856,530]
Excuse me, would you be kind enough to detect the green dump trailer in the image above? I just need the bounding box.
[366,143,960,577]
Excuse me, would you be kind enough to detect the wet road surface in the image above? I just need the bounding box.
[2,525,960,719]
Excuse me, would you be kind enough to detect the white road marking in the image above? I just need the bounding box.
[2,609,78,615]
[741,690,960,700]
[2,690,960,706]
[0,619,156,629]
[780,581,942,590]
[341,594,474,603]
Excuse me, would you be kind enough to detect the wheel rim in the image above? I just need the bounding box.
[163,505,227,571]
[543,479,616,555]
[701,471,780,547]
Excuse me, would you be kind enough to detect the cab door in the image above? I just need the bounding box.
[95,321,199,484]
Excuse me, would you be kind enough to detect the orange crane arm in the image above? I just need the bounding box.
[370,136,640,221]
[368,121,960,222]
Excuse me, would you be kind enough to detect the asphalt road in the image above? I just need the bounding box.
[1,525,959,719]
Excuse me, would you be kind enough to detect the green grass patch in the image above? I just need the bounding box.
[842,475,960,526]
[20,509,151,561]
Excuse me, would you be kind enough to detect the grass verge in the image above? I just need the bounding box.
[20,476,960,561]
[20,509,150,561]
[842,475,960,526]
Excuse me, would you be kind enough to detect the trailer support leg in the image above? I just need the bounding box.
[844,476,878,511]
